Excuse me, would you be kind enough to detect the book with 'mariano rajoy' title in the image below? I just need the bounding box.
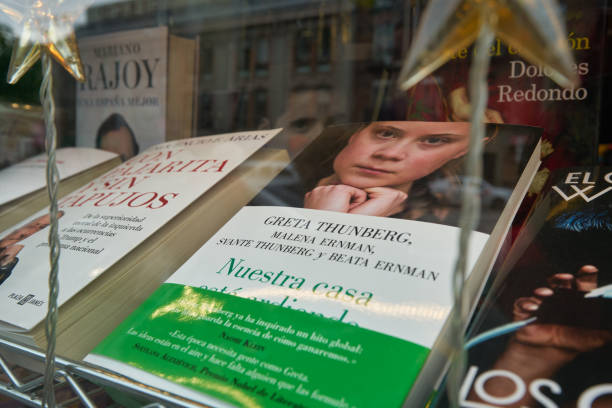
[76,26,197,159]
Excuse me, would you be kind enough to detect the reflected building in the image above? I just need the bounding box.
[82,0,420,139]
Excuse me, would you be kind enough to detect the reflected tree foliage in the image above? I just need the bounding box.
[0,24,41,104]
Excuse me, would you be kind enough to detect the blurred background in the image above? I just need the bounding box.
[0,0,610,168]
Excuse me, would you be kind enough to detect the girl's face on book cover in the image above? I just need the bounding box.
[332,121,471,191]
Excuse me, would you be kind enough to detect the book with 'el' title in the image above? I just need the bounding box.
[435,166,612,408]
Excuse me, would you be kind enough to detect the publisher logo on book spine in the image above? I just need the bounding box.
[8,292,44,307]
[17,294,35,306]
[552,171,612,202]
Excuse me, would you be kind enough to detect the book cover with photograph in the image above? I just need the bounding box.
[0,129,285,360]
[252,122,541,234]
[75,26,196,160]
[435,166,612,408]
[403,0,607,170]
[87,121,541,407]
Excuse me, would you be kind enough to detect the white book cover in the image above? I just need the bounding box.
[88,206,488,408]
[76,26,169,155]
[159,206,487,346]
[86,121,541,408]
[0,147,118,206]
[0,130,280,331]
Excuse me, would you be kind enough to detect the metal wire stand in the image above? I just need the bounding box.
[0,336,212,407]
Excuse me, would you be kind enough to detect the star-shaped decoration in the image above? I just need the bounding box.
[399,0,578,90]
[0,0,91,84]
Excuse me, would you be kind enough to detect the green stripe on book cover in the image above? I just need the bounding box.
[94,283,430,408]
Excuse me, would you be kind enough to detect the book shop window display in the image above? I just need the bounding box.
[0,0,610,407]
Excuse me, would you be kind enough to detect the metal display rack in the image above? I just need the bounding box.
[0,336,209,407]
